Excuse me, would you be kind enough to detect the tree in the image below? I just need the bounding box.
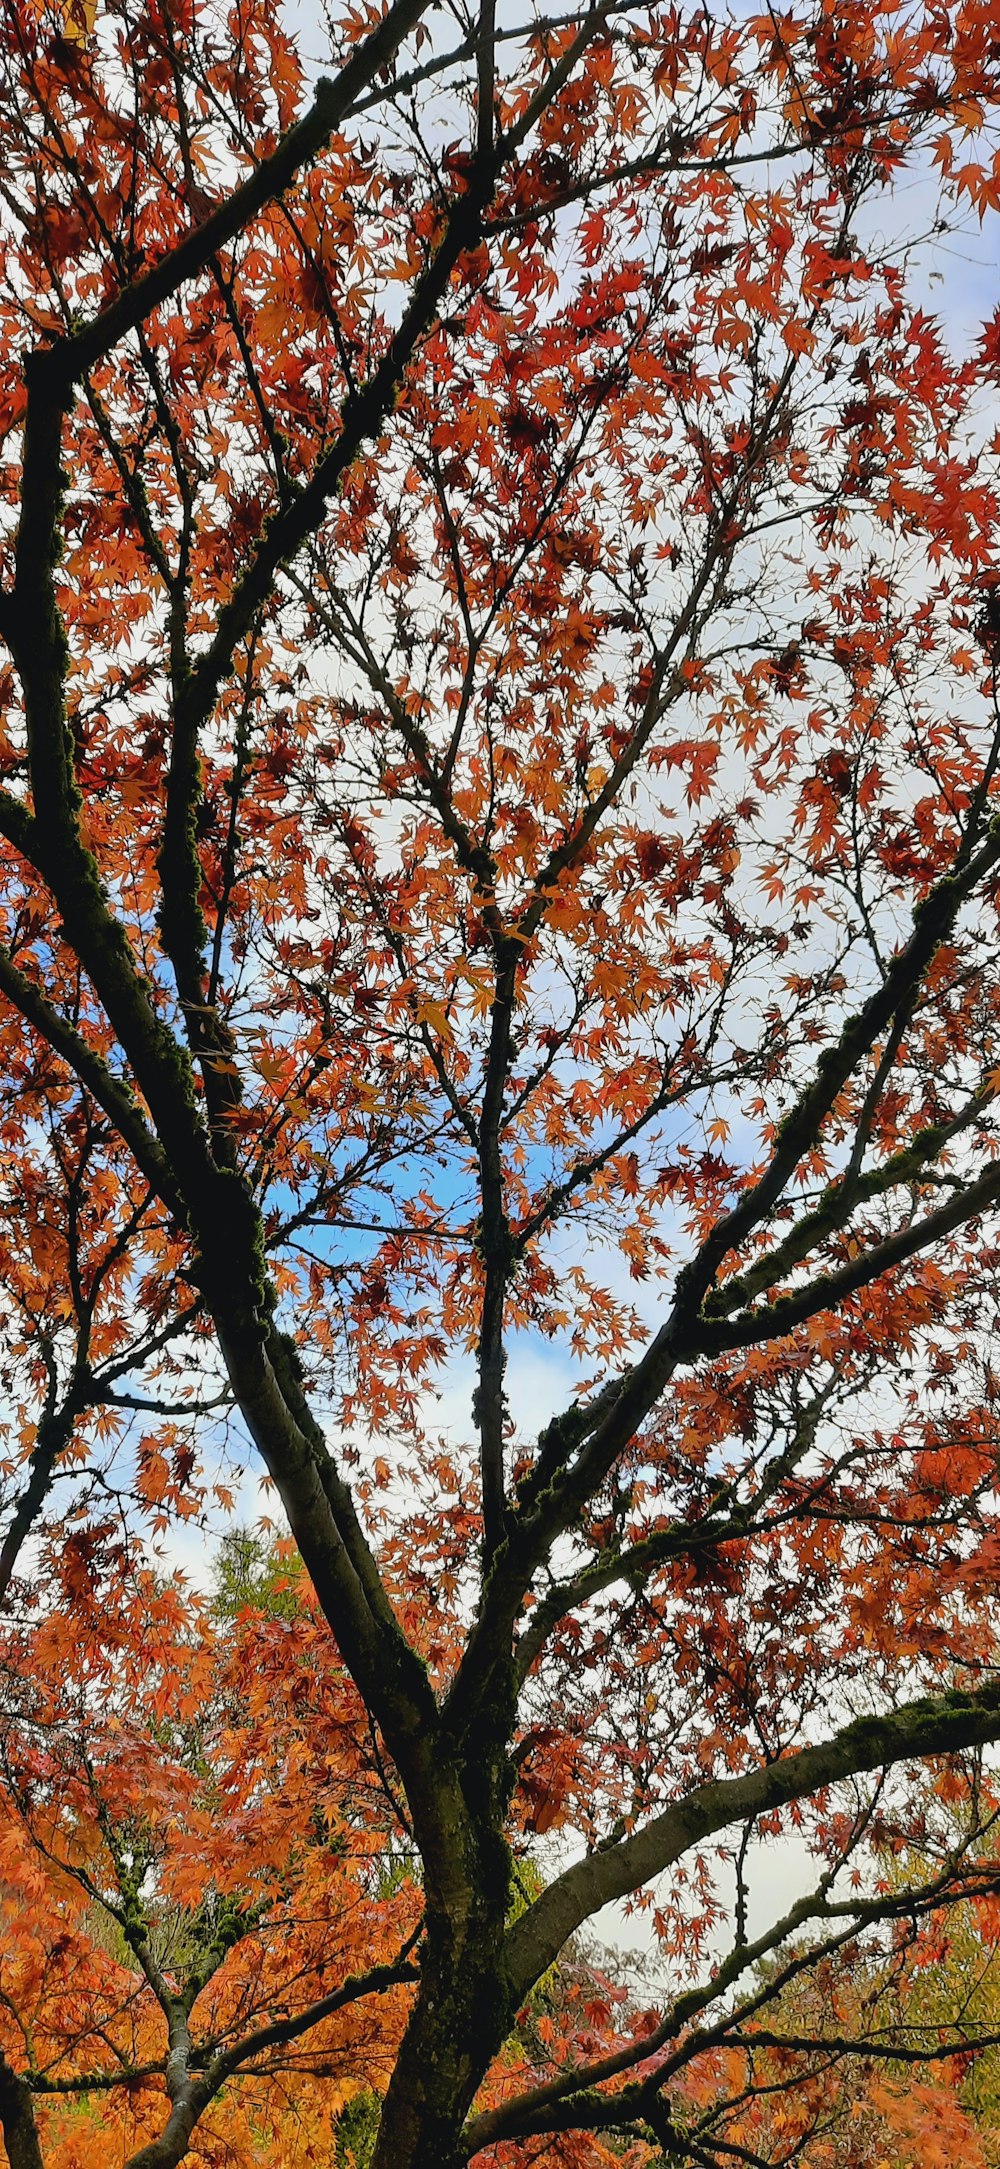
[680,1785,1000,2168]
[3,0,1000,2159]
[0,1534,651,2169]
[0,1546,418,2169]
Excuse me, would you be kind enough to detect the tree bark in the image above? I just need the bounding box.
[370,1940,510,2169]
[369,1738,515,2169]
[0,2061,43,2169]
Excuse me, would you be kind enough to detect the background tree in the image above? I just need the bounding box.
[0,1547,419,2169]
[4,0,1000,2162]
[680,1780,1000,2168]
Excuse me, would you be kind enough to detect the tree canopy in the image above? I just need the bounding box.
[4,0,1000,2162]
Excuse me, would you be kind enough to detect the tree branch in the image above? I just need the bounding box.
[504,1678,1000,1999]
[40,0,437,388]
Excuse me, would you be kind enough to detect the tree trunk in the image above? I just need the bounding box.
[0,2062,43,2169]
[368,1648,518,2166]
[370,1799,515,2169]
[369,1947,511,2169]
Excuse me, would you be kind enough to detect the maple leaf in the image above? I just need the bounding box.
[1,0,1000,2164]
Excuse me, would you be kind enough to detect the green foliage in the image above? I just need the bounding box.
[211,1527,300,1623]
[334,2088,382,2169]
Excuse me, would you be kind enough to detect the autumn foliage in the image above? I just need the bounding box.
[6,0,1000,2162]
